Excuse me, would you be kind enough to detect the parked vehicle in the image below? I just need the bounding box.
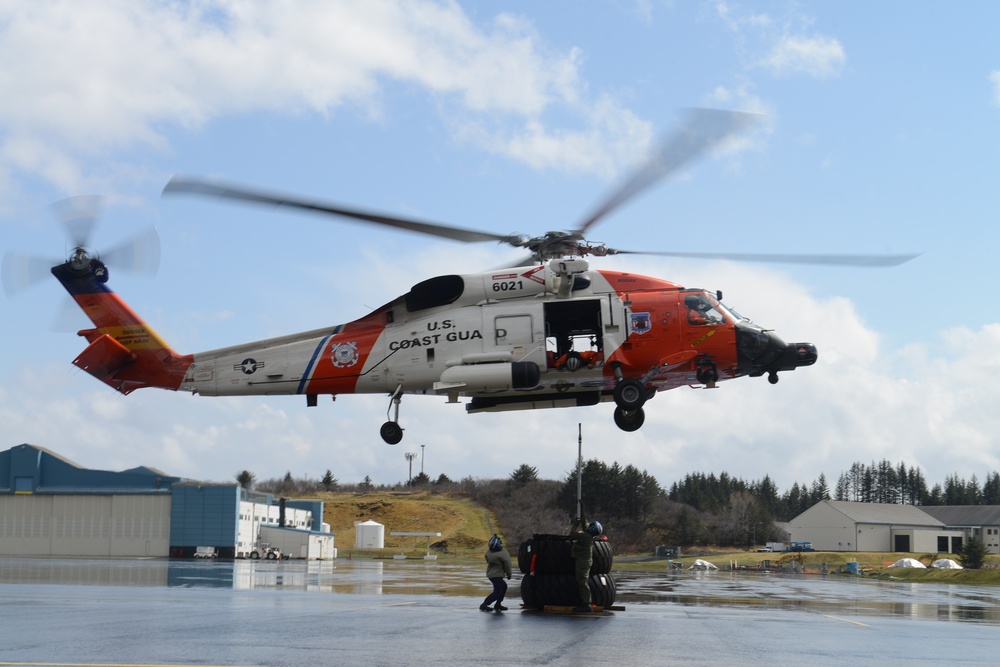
[249,543,283,560]
[194,546,217,558]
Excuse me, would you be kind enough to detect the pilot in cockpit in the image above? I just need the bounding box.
[685,293,725,326]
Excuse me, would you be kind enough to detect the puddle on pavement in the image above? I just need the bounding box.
[2,558,998,625]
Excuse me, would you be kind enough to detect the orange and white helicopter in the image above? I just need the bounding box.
[5,110,916,444]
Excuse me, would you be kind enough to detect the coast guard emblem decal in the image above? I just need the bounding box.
[331,341,359,367]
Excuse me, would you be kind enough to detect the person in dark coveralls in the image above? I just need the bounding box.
[480,535,512,612]
[569,501,603,612]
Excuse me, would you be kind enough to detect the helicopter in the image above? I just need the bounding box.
[4,110,917,445]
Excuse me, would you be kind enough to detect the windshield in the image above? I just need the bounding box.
[717,300,747,323]
[683,291,728,325]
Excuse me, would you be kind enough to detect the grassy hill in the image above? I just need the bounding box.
[319,490,497,559]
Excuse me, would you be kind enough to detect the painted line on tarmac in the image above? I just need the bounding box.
[821,614,870,627]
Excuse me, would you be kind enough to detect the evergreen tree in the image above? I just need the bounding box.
[236,470,255,490]
[811,473,830,504]
[321,469,338,491]
[510,464,539,485]
[277,471,296,494]
[834,472,849,501]
[960,536,988,569]
[983,472,1000,505]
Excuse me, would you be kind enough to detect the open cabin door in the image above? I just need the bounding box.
[544,299,605,370]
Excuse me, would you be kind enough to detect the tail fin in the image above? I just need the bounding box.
[52,253,193,395]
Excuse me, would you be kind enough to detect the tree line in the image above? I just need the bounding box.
[234,458,1000,553]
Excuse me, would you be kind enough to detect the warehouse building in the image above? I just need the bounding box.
[921,505,1000,554]
[789,500,967,553]
[0,443,335,559]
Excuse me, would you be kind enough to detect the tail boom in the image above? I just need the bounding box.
[53,257,193,395]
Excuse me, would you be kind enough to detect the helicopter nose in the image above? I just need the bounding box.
[774,341,818,371]
[735,323,817,380]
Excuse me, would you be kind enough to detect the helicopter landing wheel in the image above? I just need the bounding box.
[380,421,403,445]
[613,379,647,410]
[614,406,645,432]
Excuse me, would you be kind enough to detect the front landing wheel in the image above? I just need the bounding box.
[613,406,645,432]
[380,421,403,445]
[613,379,647,410]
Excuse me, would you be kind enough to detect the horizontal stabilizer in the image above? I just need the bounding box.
[72,333,135,388]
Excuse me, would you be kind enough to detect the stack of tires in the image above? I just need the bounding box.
[518,533,616,609]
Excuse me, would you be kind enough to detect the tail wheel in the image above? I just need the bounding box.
[613,379,646,410]
[613,406,645,432]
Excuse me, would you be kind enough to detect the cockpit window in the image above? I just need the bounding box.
[683,292,728,326]
[717,300,746,322]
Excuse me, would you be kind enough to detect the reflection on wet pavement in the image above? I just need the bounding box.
[1,557,999,625]
[614,570,1000,625]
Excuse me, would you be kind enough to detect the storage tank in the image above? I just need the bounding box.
[354,520,385,549]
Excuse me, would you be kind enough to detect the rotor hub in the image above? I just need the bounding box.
[68,247,95,272]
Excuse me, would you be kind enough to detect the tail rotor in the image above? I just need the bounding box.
[2,196,161,298]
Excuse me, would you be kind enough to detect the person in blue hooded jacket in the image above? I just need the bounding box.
[480,534,512,612]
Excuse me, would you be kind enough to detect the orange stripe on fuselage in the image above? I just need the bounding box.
[302,311,386,395]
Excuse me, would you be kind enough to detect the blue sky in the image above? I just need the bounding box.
[2,1,999,492]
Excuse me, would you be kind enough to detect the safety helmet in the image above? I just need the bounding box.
[488,535,503,552]
[586,521,603,536]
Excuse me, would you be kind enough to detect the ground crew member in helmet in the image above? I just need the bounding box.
[569,500,603,612]
[480,534,512,612]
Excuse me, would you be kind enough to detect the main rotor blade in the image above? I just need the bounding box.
[163,177,516,245]
[102,225,161,275]
[575,108,759,236]
[51,195,102,249]
[612,249,920,267]
[1,251,60,296]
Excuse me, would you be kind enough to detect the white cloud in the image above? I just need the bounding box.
[456,95,654,179]
[991,71,1000,106]
[713,3,845,79]
[760,34,846,78]
[0,1,648,190]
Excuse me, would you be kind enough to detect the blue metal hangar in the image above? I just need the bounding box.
[0,444,336,559]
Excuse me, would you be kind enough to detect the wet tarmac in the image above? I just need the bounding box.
[1,557,999,666]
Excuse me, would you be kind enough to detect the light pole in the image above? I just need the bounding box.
[421,444,425,474]
[405,452,417,485]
